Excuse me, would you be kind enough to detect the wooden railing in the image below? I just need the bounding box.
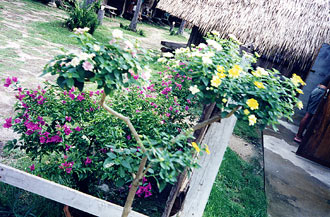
[0,163,147,217]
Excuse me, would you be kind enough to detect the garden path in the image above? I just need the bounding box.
[264,119,330,217]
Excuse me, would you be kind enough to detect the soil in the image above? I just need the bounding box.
[229,135,260,163]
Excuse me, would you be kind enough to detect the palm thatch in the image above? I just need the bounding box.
[157,0,330,74]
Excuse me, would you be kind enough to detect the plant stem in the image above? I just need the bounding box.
[99,93,148,217]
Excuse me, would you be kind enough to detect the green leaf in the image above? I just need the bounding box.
[121,160,131,170]
[66,78,74,88]
[106,152,116,159]
[57,76,66,89]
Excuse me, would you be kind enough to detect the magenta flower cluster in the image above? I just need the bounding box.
[135,177,152,198]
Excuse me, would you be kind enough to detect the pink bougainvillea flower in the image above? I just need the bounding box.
[133,75,139,80]
[127,135,131,140]
[40,136,46,144]
[166,113,171,117]
[76,94,85,101]
[185,106,189,111]
[14,119,21,124]
[3,117,12,128]
[63,155,68,160]
[66,167,72,174]
[65,116,72,122]
[4,77,12,87]
[169,106,173,111]
[62,100,67,104]
[16,93,26,101]
[29,164,35,172]
[85,157,92,165]
[63,125,72,135]
[74,126,82,131]
[82,61,94,71]
[12,77,18,82]
[89,91,94,97]
[65,144,72,151]
[69,93,75,100]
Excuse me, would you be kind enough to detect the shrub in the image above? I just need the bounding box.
[66,0,100,34]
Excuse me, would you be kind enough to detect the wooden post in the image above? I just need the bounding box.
[177,20,186,35]
[178,116,237,216]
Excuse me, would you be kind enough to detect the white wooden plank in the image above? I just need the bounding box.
[179,116,237,217]
[0,163,147,217]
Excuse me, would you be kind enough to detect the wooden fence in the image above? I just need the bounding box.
[0,163,147,217]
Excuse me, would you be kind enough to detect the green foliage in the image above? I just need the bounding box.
[119,23,146,37]
[0,183,64,217]
[203,148,267,217]
[161,31,304,130]
[66,0,100,34]
[234,119,261,144]
[43,29,150,95]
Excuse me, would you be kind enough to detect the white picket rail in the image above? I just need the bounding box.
[0,163,147,217]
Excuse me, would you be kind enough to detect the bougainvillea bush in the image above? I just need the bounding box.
[3,29,305,216]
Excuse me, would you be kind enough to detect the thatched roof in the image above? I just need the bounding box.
[157,0,330,75]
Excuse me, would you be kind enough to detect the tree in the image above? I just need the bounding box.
[120,0,128,17]
[129,0,143,31]
[177,20,187,35]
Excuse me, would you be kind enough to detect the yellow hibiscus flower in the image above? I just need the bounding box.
[222,98,228,103]
[217,65,225,73]
[246,98,259,110]
[217,72,226,79]
[192,142,200,153]
[248,114,257,126]
[244,109,250,115]
[296,89,304,94]
[291,74,306,86]
[254,81,265,89]
[211,75,222,88]
[205,144,211,154]
[228,65,242,78]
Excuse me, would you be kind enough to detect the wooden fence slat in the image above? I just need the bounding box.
[178,116,237,217]
[0,163,147,217]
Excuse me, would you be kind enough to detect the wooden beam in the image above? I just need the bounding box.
[0,163,147,217]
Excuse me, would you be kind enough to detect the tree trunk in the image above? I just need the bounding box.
[188,25,206,47]
[129,0,143,31]
[97,8,105,25]
[177,20,186,35]
[120,0,128,17]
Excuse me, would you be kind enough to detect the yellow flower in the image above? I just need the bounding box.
[248,115,257,126]
[291,74,306,86]
[222,98,227,103]
[205,144,211,154]
[217,65,225,73]
[211,75,222,88]
[217,72,226,79]
[246,98,259,110]
[244,109,250,115]
[228,65,242,78]
[296,89,304,94]
[254,81,265,89]
[297,101,303,110]
[192,142,200,153]
[251,70,261,77]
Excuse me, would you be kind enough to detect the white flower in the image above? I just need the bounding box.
[228,34,241,44]
[211,30,220,36]
[202,56,213,65]
[257,67,269,76]
[198,43,207,49]
[206,39,222,51]
[204,51,215,58]
[69,57,80,67]
[93,44,100,51]
[175,47,189,54]
[83,27,90,32]
[112,29,123,39]
[141,66,152,80]
[191,51,203,57]
[124,40,134,50]
[157,57,167,63]
[77,53,90,61]
[163,52,174,58]
[189,85,200,95]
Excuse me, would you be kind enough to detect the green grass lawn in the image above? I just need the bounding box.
[204,148,267,217]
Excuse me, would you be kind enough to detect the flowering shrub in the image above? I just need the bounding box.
[160,32,305,129]
[3,29,305,216]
